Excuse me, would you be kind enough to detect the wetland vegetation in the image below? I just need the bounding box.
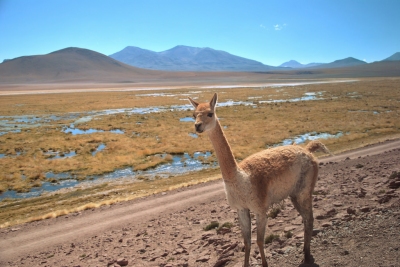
[0,78,399,227]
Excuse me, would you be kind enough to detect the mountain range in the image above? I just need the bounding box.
[0,46,399,84]
[109,45,276,72]
[110,46,399,71]
[278,57,368,69]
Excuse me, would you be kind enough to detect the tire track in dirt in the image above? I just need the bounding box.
[0,181,225,261]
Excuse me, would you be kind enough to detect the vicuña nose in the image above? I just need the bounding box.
[195,123,202,132]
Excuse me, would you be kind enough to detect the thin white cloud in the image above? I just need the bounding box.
[274,23,287,31]
[260,24,266,29]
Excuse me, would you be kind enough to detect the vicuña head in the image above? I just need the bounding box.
[188,93,218,133]
[188,93,331,267]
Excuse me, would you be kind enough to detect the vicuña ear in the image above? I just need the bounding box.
[188,97,199,108]
[210,93,218,110]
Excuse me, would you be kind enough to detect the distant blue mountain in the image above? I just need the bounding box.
[280,57,368,69]
[317,57,367,68]
[279,60,323,68]
[109,45,278,71]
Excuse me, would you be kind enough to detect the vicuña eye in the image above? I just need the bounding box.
[207,113,213,117]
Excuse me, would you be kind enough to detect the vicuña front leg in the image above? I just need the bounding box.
[238,209,251,267]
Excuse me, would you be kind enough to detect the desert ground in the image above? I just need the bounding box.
[0,139,399,267]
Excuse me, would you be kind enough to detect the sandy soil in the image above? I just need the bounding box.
[1,139,400,267]
[0,79,359,96]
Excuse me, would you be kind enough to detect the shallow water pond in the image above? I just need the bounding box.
[0,151,213,199]
[259,92,324,104]
[180,117,195,122]
[63,126,124,135]
[0,93,326,136]
[92,144,106,156]
[274,131,345,147]
[45,150,77,160]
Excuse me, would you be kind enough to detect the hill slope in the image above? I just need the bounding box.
[109,45,276,71]
[313,57,367,69]
[382,52,400,61]
[0,47,160,83]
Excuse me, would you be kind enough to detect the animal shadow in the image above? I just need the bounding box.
[299,264,320,267]
[298,255,319,267]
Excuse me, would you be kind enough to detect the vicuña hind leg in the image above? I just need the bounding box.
[256,213,268,267]
[291,194,314,264]
[238,209,251,267]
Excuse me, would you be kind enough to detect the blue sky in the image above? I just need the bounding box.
[0,0,399,66]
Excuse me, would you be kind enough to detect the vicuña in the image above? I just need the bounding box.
[188,93,331,267]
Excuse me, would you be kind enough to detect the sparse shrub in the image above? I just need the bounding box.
[355,163,364,168]
[389,171,399,179]
[217,221,234,234]
[285,231,293,238]
[268,207,281,219]
[219,222,233,229]
[204,221,219,231]
[265,234,280,244]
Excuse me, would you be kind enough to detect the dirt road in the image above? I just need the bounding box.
[1,139,400,266]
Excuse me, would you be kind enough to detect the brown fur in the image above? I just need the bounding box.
[306,140,333,155]
[188,93,330,267]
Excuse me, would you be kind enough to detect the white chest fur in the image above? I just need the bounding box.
[223,171,260,212]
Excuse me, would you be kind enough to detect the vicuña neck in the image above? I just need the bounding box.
[207,118,238,180]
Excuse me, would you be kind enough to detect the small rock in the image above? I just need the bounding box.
[295,232,305,239]
[196,255,210,262]
[217,227,231,235]
[358,188,367,198]
[347,207,356,215]
[341,250,350,256]
[276,249,285,255]
[312,229,322,236]
[283,246,293,254]
[378,195,392,204]
[360,206,371,212]
[326,208,337,217]
[284,226,296,232]
[116,258,129,266]
[214,258,230,267]
[322,222,332,227]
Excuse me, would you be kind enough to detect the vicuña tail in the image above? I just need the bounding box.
[305,140,333,155]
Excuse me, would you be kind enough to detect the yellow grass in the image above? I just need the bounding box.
[0,77,399,227]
